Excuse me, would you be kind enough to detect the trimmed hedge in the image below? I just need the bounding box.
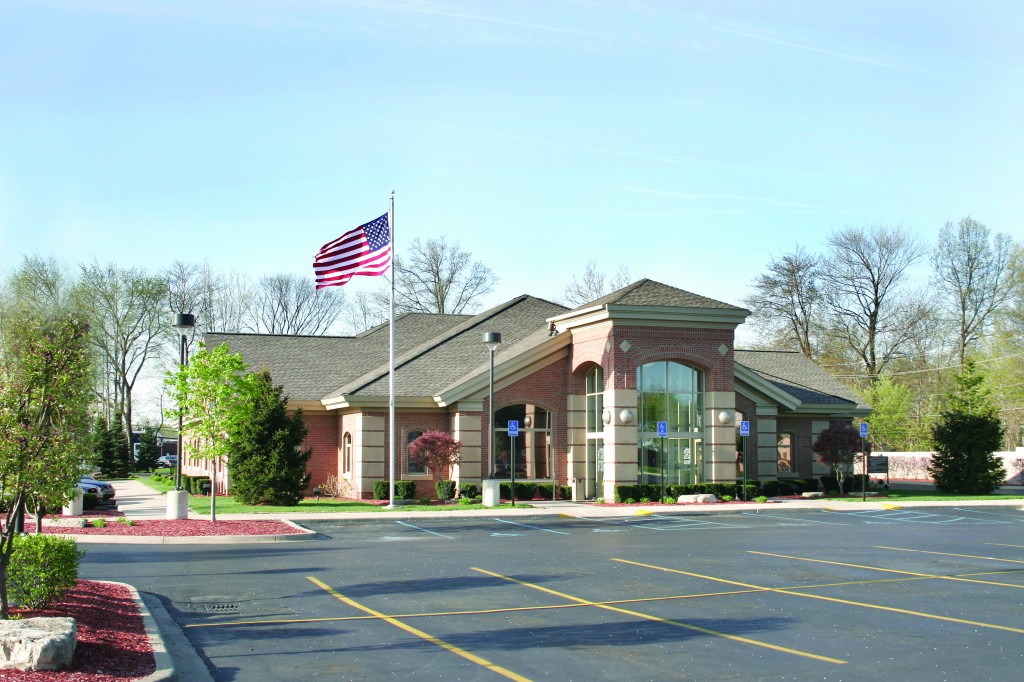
[373,480,418,500]
[8,534,84,609]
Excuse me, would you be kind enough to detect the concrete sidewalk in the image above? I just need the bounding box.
[109,476,1024,523]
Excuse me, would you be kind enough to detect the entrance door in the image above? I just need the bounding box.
[638,435,703,488]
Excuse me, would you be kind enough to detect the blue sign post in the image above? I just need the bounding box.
[859,422,869,501]
[739,421,750,500]
[508,420,519,506]
[657,422,668,501]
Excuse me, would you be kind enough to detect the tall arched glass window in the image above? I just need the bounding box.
[585,366,604,500]
[636,361,704,486]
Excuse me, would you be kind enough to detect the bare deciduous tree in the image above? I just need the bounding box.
[250,273,347,335]
[931,217,1015,366]
[563,260,633,307]
[391,237,496,314]
[742,246,821,358]
[821,225,931,381]
[75,260,167,436]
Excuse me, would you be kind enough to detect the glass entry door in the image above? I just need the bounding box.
[638,435,703,488]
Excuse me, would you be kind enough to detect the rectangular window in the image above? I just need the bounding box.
[777,432,793,473]
[406,430,427,475]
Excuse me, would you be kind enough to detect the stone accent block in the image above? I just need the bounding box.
[0,617,77,671]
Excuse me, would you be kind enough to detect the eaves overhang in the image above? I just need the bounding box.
[433,332,572,407]
[321,395,440,411]
[548,304,748,334]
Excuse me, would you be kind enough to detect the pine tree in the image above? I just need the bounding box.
[136,426,160,472]
[227,369,310,506]
[928,358,1006,494]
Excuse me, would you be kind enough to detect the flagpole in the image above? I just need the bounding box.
[387,190,396,509]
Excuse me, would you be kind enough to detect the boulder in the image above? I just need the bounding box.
[676,494,718,504]
[0,617,76,671]
[801,492,824,499]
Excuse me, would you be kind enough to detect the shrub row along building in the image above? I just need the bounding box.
[200,279,869,500]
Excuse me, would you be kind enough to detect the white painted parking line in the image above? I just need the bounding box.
[744,512,848,526]
[395,521,455,539]
[494,519,570,535]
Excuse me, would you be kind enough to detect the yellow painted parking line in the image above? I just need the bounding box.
[616,558,1024,636]
[634,509,653,516]
[878,545,1024,565]
[751,550,1024,590]
[186,575,948,631]
[472,566,846,664]
[988,542,1024,549]
[307,576,533,682]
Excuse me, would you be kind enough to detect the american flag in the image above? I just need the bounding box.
[313,213,391,288]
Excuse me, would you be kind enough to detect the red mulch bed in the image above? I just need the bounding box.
[14,518,305,537]
[2,580,154,681]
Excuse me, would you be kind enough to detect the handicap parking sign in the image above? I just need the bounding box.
[657,421,668,437]
[508,420,519,437]
[860,422,869,438]
[740,421,750,437]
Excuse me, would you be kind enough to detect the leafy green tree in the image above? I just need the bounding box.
[227,369,311,506]
[409,431,462,501]
[813,422,865,492]
[928,358,1005,493]
[166,342,251,522]
[0,311,92,618]
[861,375,917,451]
[136,425,161,472]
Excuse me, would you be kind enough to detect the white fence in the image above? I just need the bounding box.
[868,448,1024,485]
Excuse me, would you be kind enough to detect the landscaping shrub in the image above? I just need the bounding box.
[396,481,417,500]
[373,480,388,500]
[435,480,456,501]
[459,483,479,499]
[514,482,537,500]
[8,535,84,609]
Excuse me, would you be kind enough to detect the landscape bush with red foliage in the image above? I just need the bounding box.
[4,581,154,681]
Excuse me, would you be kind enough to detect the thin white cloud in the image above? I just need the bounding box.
[709,22,901,70]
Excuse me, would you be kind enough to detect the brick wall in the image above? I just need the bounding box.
[302,412,338,493]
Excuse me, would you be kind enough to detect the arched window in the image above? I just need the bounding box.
[493,404,552,479]
[636,361,704,486]
[342,433,352,474]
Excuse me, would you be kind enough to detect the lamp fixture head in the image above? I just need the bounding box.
[172,313,196,335]
[483,331,502,351]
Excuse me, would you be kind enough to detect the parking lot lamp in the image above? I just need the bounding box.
[483,332,502,478]
[172,313,195,491]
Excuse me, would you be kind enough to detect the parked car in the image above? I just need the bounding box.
[79,476,116,501]
[157,455,178,468]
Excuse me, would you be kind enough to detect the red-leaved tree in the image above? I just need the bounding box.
[813,423,869,493]
[409,431,462,500]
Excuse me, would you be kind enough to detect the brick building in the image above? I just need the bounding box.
[202,279,868,500]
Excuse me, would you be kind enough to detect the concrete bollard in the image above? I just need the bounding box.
[482,479,501,507]
[166,490,189,519]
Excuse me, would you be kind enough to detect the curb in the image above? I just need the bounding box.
[95,581,174,682]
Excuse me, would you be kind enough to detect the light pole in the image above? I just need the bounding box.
[172,313,195,491]
[483,332,501,483]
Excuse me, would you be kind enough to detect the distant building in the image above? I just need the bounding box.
[199,279,868,499]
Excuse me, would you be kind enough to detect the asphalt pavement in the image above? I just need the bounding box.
[97,478,1024,681]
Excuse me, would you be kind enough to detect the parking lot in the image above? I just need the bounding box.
[82,506,1024,681]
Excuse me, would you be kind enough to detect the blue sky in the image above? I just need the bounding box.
[2,0,1022,313]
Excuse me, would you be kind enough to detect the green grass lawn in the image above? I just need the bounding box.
[135,475,519,513]
[866,489,1024,502]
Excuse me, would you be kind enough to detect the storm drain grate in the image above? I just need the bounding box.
[195,603,240,614]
